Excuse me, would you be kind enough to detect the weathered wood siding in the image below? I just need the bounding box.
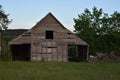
[31,40,68,61]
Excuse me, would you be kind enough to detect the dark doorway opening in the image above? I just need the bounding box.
[68,45,88,62]
[11,44,31,61]
[78,45,88,61]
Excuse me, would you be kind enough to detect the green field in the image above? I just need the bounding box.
[0,61,120,80]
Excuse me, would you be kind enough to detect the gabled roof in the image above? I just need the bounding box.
[9,12,88,45]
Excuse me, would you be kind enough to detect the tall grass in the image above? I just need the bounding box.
[0,61,120,80]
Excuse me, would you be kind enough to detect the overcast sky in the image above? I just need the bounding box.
[0,0,120,31]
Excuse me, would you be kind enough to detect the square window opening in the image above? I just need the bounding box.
[46,31,54,39]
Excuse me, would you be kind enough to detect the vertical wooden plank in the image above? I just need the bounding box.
[51,41,53,61]
[46,40,48,61]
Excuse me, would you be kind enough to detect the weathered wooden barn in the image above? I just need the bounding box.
[9,13,89,62]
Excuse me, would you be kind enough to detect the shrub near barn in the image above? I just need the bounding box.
[1,29,28,61]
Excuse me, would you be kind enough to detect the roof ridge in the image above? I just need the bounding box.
[29,12,66,32]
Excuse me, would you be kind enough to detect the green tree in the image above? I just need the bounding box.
[0,5,11,61]
[74,7,104,55]
[0,5,11,30]
[100,12,120,55]
[106,12,120,55]
[110,11,120,32]
[74,7,120,55]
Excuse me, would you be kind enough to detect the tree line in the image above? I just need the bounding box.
[74,7,120,55]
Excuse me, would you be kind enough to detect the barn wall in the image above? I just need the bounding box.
[31,40,68,61]
[9,13,88,62]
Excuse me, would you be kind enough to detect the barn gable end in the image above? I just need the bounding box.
[9,12,89,62]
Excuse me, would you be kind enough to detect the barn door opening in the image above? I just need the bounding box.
[78,45,88,61]
[68,45,88,62]
[11,44,31,61]
[68,45,79,61]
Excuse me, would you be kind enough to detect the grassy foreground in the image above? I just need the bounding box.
[0,61,120,80]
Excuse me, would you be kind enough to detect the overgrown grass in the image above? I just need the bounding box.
[0,61,120,80]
